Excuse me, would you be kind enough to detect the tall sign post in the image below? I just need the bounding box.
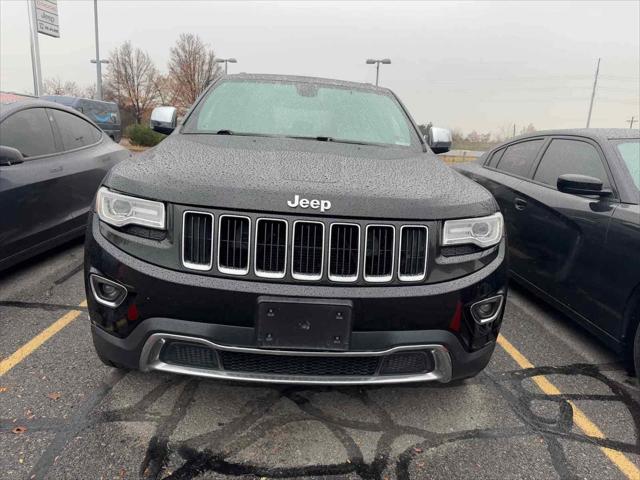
[90,0,108,100]
[28,0,60,96]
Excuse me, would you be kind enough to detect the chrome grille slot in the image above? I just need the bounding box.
[329,223,360,282]
[218,215,250,275]
[364,225,394,282]
[292,221,324,280]
[255,219,287,278]
[182,211,214,270]
[399,226,428,281]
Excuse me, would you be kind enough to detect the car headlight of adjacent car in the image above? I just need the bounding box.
[96,187,165,230]
[442,212,503,248]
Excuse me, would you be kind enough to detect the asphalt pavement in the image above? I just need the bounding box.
[1,238,639,480]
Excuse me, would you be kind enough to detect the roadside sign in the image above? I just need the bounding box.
[35,0,59,38]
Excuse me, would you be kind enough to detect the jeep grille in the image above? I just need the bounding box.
[255,218,287,278]
[182,211,214,270]
[218,215,251,275]
[181,211,429,283]
[292,221,324,280]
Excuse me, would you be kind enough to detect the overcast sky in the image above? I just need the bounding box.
[1,0,638,134]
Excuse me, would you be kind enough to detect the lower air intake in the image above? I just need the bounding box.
[161,342,218,369]
[219,351,380,376]
[379,352,433,375]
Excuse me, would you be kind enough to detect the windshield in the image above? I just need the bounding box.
[182,79,417,147]
[613,139,640,190]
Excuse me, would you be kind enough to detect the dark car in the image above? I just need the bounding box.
[0,97,130,271]
[454,129,640,378]
[41,95,122,143]
[85,74,507,385]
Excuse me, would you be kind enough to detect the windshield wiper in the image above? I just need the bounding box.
[287,135,385,147]
[210,129,279,138]
[199,131,386,146]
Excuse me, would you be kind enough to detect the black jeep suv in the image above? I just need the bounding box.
[84,74,507,385]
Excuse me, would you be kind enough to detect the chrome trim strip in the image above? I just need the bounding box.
[217,214,251,276]
[89,274,128,308]
[328,223,361,283]
[363,224,395,283]
[398,225,429,282]
[139,333,453,385]
[181,210,214,271]
[470,294,505,324]
[291,220,325,281]
[254,218,288,279]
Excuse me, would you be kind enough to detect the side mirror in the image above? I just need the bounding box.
[426,126,452,154]
[0,145,25,166]
[557,174,611,196]
[150,106,178,135]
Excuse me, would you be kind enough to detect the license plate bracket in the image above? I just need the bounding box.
[256,297,352,351]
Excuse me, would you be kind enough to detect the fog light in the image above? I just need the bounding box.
[90,274,128,307]
[470,295,504,324]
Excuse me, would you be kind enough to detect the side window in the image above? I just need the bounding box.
[0,108,57,157]
[486,147,505,168]
[496,139,544,177]
[533,139,609,188]
[49,109,102,151]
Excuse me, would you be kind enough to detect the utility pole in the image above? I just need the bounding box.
[90,0,108,100]
[513,124,516,138]
[586,58,601,128]
[628,116,636,129]
[27,0,43,96]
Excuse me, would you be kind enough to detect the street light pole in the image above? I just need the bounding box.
[215,58,238,75]
[365,58,391,86]
[90,0,109,100]
[27,0,43,96]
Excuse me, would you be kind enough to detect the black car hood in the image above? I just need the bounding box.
[105,134,497,220]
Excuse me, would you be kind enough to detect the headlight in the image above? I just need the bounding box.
[442,212,503,248]
[96,187,165,230]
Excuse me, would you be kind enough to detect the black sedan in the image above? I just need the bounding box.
[0,96,130,271]
[454,129,640,379]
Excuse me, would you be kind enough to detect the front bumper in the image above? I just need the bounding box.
[86,215,507,384]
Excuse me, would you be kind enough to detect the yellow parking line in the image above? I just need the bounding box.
[0,300,87,377]
[497,334,640,480]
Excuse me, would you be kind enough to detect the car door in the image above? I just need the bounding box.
[0,107,67,263]
[46,108,115,231]
[472,138,546,276]
[513,136,617,335]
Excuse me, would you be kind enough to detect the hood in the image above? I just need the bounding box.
[105,134,497,220]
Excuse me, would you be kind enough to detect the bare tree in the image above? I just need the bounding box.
[168,33,221,108]
[153,74,181,108]
[43,77,83,97]
[82,83,97,100]
[104,41,158,123]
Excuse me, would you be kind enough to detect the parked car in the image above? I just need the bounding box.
[0,98,130,270]
[455,129,640,378]
[41,95,122,143]
[85,73,507,385]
